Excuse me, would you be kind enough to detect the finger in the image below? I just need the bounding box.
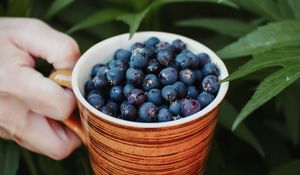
[12,111,81,160]
[7,18,80,69]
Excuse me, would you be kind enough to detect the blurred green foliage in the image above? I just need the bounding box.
[1,0,300,175]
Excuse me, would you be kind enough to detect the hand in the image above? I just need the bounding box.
[0,18,81,160]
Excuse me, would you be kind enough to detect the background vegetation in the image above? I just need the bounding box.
[1,0,300,174]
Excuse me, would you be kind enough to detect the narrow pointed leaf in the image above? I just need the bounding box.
[68,9,129,34]
[288,0,300,18]
[176,18,256,38]
[219,101,265,156]
[278,0,294,19]
[21,150,39,175]
[232,66,300,130]
[218,20,300,59]
[270,160,300,175]
[44,0,75,20]
[0,140,20,175]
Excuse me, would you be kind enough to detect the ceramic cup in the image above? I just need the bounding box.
[49,31,229,175]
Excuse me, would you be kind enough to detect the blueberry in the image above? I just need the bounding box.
[157,108,173,122]
[106,100,119,113]
[130,52,149,68]
[95,65,109,77]
[179,69,196,85]
[187,52,200,68]
[202,75,220,94]
[138,102,157,122]
[86,89,103,98]
[198,52,211,67]
[156,42,171,50]
[143,46,155,57]
[87,93,105,110]
[159,67,178,85]
[109,86,125,102]
[107,68,125,85]
[169,100,182,115]
[127,89,146,106]
[157,49,173,66]
[172,81,187,99]
[162,85,178,101]
[120,104,137,121]
[120,100,129,111]
[146,89,163,106]
[146,59,161,74]
[124,84,135,97]
[108,60,129,71]
[126,68,144,85]
[187,86,199,99]
[84,79,94,95]
[197,92,214,108]
[91,63,104,77]
[158,105,169,110]
[142,74,160,91]
[114,49,131,62]
[145,37,160,47]
[100,105,115,116]
[93,74,108,90]
[130,42,144,51]
[172,39,186,53]
[175,53,192,69]
[173,115,183,120]
[181,99,201,117]
[202,63,220,77]
[194,70,203,82]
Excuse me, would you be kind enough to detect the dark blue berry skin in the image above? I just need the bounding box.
[156,42,171,50]
[188,52,200,68]
[91,64,104,77]
[194,70,203,82]
[202,63,220,77]
[175,53,192,69]
[181,99,201,117]
[157,49,173,66]
[126,68,144,85]
[120,104,137,121]
[93,74,108,90]
[198,52,211,67]
[138,102,158,122]
[109,86,125,102]
[130,52,149,69]
[197,92,214,108]
[120,100,129,111]
[187,86,199,99]
[146,89,163,106]
[87,93,105,110]
[172,81,187,99]
[173,115,183,120]
[157,108,173,122]
[145,37,160,47]
[162,85,178,101]
[202,75,220,94]
[159,67,178,85]
[106,100,119,113]
[86,89,103,98]
[96,65,109,77]
[114,49,131,62]
[158,105,169,110]
[100,105,115,116]
[143,47,155,57]
[106,68,125,85]
[179,69,196,85]
[169,100,182,115]
[142,74,160,91]
[130,42,144,51]
[127,89,146,106]
[124,84,134,97]
[146,59,161,74]
[84,79,94,95]
[172,39,186,53]
[108,60,129,71]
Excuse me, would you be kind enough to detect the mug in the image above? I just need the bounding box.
[50,31,229,175]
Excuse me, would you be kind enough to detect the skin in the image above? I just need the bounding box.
[0,18,81,160]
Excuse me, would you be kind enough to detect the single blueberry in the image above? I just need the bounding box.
[197,92,214,108]
[127,89,146,106]
[158,105,169,111]
[120,100,129,111]
[181,99,201,117]
[84,79,94,95]
[124,84,135,97]
[172,81,187,99]
[187,52,200,68]
[202,63,220,77]
[157,108,173,122]
[126,68,144,85]
[143,46,155,57]
[202,75,220,94]
[108,60,129,71]
[106,100,119,113]
[175,53,192,69]
[114,49,131,62]
[169,100,182,116]
[179,69,196,85]
[159,67,178,85]
[145,37,160,47]
[87,93,105,110]
[86,89,103,98]
[130,42,144,51]
[142,74,160,91]
[120,104,137,121]
[197,52,211,67]
[130,52,149,68]
[187,86,199,99]
[95,65,109,77]
[91,63,104,77]
[93,74,108,90]
[109,86,125,102]
[146,59,161,74]
[171,39,186,53]
[146,89,163,106]
[100,105,115,117]
[156,42,171,50]
[194,69,203,82]
[138,102,158,122]
[157,49,173,66]
[162,85,178,101]
[106,68,125,85]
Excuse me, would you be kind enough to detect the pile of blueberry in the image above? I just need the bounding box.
[84,37,220,122]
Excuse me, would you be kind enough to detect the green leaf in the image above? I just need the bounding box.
[218,20,300,59]
[21,150,39,175]
[288,0,300,18]
[219,101,264,156]
[37,155,67,175]
[0,140,20,175]
[270,160,300,175]
[117,0,237,38]
[44,0,75,20]
[6,0,32,17]
[176,18,256,38]
[67,8,129,34]
[278,0,294,19]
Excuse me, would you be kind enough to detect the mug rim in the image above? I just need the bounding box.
[72,31,229,128]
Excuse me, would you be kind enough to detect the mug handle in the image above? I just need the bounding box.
[49,70,86,144]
